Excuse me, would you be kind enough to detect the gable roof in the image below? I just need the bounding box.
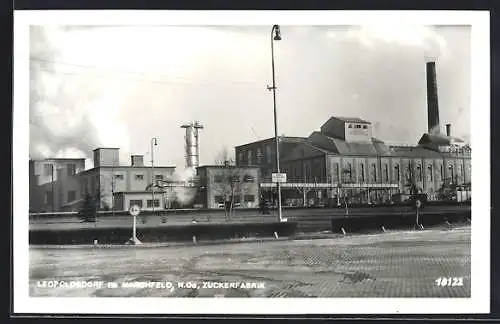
[334,116,371,124]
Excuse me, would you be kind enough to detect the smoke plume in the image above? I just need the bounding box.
[29,26,131,166]
[164,167,198,206]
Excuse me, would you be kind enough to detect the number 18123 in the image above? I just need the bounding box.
[435,277,464,287]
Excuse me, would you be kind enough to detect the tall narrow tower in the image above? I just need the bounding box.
[181,121,204,169]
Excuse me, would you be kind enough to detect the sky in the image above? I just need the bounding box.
[29,25,471,169]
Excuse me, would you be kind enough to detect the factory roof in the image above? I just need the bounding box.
[418,133,465,146]
[389,145,443,158]
[77,165,177,175]
[305,132,391,156]
[234,136,307,148]
[333,116,371,124]
[198,165,260,169]
[29,158,86,162]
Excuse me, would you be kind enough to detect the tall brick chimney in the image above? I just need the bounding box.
[426,61,440,135]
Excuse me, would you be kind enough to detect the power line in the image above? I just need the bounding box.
[30,57,261,87]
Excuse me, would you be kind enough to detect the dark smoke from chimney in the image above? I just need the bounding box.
[426,61,440,135]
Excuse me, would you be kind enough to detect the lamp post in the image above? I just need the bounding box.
[267,24,283,222]
[151,137,158,217]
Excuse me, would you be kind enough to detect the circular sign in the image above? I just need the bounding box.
[415,199,422,209]
[129,204,141,216]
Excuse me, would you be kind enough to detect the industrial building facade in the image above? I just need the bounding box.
[235,61,471,206]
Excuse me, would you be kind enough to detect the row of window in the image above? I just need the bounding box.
[238,146,273,165]
[43,190,77,205]
[213,174,255,183]
[334,162,467,183]
[43,163,77,177]
[347,124,368,129]
[129,199,160,208]
[214,195,255,203]
[115,174,164,181]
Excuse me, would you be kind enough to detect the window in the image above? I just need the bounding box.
[371,163,377,182]
[214,175,225,183]
[67,164,76,176]
[384,164,389,182]
[440,165,444,180]
[44,164,53,176]
[345,163,352,182]
[333,163,340,182]
[44,191,53,205]
[360,163,365,182]
[244,195,255,202]
[146,199,160,208]
[232,196,241,203]
[348,124,353,128]
[449,165,455,183]
[214,196,224,203]
[416,165,422,181]
[115,174,124,180]
[355,124,362,129]
[247,150,253,165]
[67,190,76,203]
[363,125,367,129]
[266,145,272,163]
[256,148,263,164]
[394,165,400,181]
[243,174,254,182]
[428,165,433,181]
[155,174,164,180]
[130,200,143,208]
[135,174,144,180]
[230,174,240,183]
[238,152,244,164]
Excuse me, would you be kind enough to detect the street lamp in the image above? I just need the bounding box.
[267,24,283,222]
[151,137,158,218]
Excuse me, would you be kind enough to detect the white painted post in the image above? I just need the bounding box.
[192,235,197,244]
[341,227,347,236]
[381,226,386,233]
[274,231,279,239]
[133,214,137,240]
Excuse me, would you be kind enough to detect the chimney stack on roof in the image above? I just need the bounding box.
[131,155,144,167]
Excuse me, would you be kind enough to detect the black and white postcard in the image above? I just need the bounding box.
[13,10,490,315]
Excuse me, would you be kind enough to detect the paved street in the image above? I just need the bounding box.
[30,226,470,297]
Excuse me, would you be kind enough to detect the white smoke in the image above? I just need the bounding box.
[163,167,198,206]
[30,26,131,166]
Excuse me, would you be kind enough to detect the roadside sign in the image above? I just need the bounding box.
[129,205,141,216]
[272,173,287,183]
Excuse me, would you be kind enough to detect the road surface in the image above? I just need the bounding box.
[30,225,471,297]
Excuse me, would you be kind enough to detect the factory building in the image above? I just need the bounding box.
[29,158,86,212]
[196,165,261,209]
[29,148,177,212]
[235,136,306,178]
[235,61,471,206]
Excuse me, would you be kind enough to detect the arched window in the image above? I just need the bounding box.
[427,165,433,181]
[440,164,444,180]
[266,145,272,164]
[384,164,389,182]
[449,165,455,183]
[416,165,422,181]
[345,163,352,182]
[371,163,377,182]
[247,150,253,165]
[360,163,365,182]
[394,164,400,181]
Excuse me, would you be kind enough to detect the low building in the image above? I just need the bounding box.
[113,191,166,212]
[196,165,261,209]
[29,158,86,212]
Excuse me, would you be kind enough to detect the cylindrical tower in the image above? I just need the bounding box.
[181,121,204,169]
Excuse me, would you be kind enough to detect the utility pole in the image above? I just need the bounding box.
[151,137,158,217]
[51,164,55,212]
